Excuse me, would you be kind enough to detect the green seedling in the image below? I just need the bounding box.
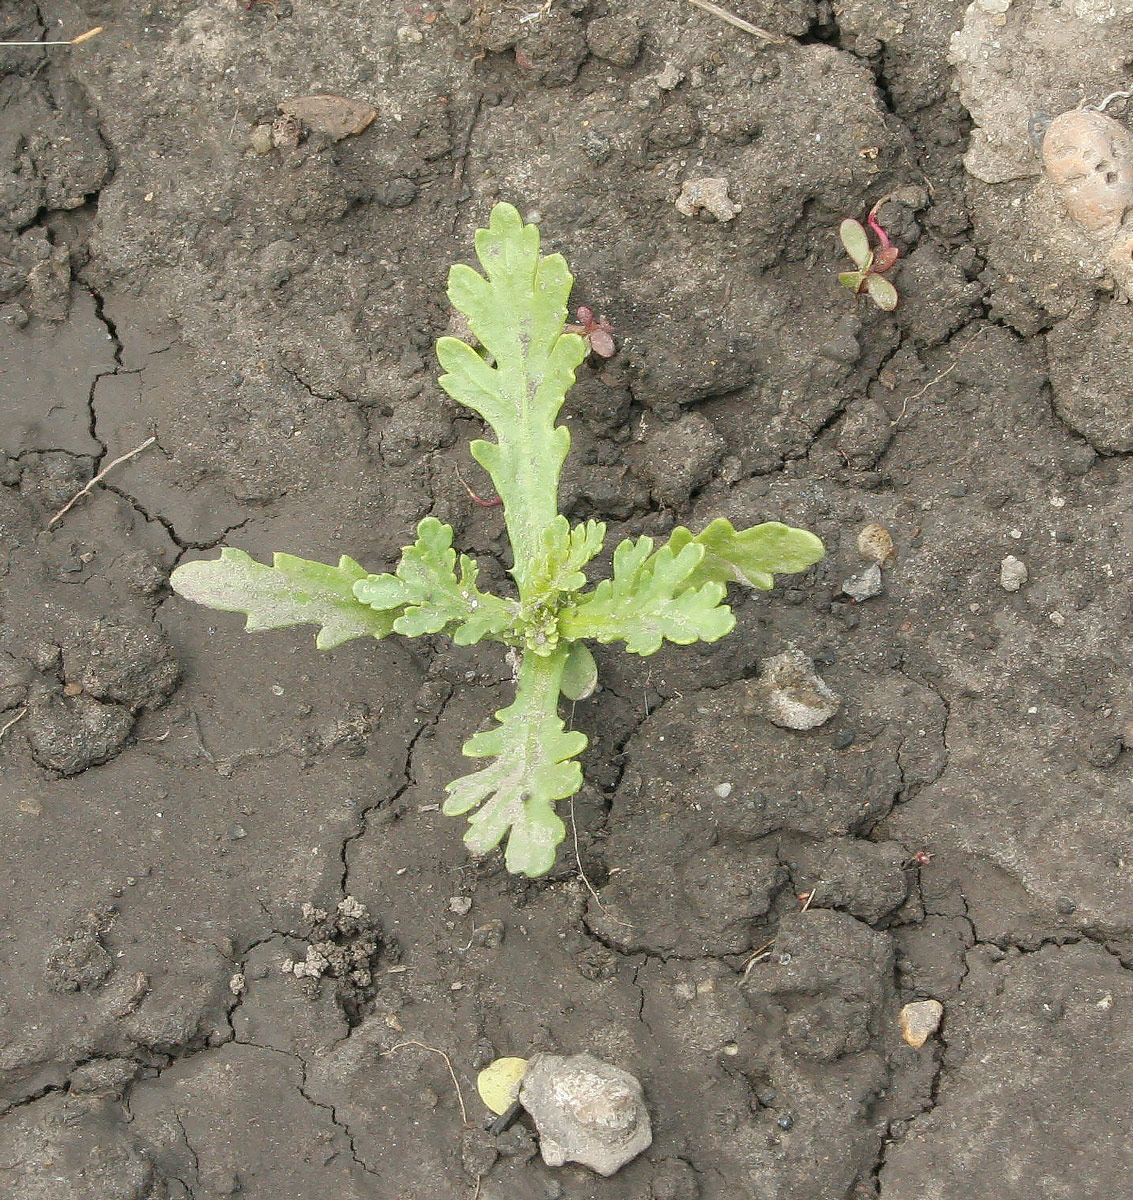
[837,207,899,311]
[170,204,824,877]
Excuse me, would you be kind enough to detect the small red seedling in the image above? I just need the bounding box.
[837,202,900,311]
[565,306,616,358]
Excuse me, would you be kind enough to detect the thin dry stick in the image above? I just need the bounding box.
[890,332,982,429]
[684,0,784,44]
[519,0,553,23]
[381,1041,469,1126]
[0,26,102,47]
[46,436,156,528]
[741,888,817,980]
[569,794,632,928]
[741,935,777,981]
[0,707,28,742]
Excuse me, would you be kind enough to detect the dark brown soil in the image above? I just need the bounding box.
[1,1,1130,1198]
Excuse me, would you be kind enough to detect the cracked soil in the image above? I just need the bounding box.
[1,0,1131,1197]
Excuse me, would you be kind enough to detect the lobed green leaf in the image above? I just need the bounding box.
[352,517,513,646]
[442,649,587,877]
[669,518,825,591]
[435,203,588,594]
[560,537,734,655]
[170,549,397,650]
[527,516,606,600]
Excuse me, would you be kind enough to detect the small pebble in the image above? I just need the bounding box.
[856,523,895,567]
[674,177,739,222]
[713,782,733,799]
[472,920,505,949]
[248,124,274,154]
[777,1114,794,1130]
[449,896,473,916]
[749,650,841,731]
[900,998,944,1047]
[999,555,1028,592]
[841,563,883,602]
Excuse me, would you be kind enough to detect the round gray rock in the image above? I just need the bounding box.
[519,1052,652,1176]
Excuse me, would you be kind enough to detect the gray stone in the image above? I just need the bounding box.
[749,650,840,730]
[842,563,884,602]
[519,1052,652,1176]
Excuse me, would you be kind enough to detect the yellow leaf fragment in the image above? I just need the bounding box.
[477,1056,529,1115]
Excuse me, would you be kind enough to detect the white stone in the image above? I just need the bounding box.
[1000,555,1028,591]
[842,563,884,602]
[675,178,739,222]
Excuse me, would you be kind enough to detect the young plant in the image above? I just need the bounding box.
[170,204,824,877]
[837,204,899,311]
[564,305,616,358]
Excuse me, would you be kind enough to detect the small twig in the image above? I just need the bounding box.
[486,1099,523,1135]
[0,707,28,742]
[741,936,776,981]
[381,1041,469,1126]
[890,332,981,428]
[1085,88,1133,113]
[46,436,156,528]
[518,0,553,23]
[684,0,784,44]
[741,889,817,980]
[0,25,102,46]
[187,710,216,764]
[454,464,502,508]
[569,795,632,928]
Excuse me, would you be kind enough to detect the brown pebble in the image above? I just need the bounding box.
[278,94,377,141]
[857,523,895,568]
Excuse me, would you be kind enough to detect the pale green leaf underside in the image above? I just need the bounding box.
[352,517,512,645]
[442,650,587,877]
[839,218,872,269]
[866,274,899,310]
[560,536,734,655]
[170,549,396,650]
[435,202,588,592]
[670,519,825,591]
[560,641,598,701]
